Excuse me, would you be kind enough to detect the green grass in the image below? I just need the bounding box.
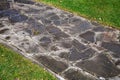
[38,0,120,28]
[0,44,57,80]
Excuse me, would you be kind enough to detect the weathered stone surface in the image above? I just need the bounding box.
[101,42,120,58]
[15,0,35,4]
[80,31,95,43]
[40,37,51,47]
[0,0,10,10]
[61,41,72,48]
[69,47,82,61]
[47,26,69,39]
[76,53,120,78]
[0,28,9,34]
[72,39,87,52]
[0,1,120,80]
[0,23,4,28]
[93,26,106,32]
[34,55,68,73]
[63,69,96,80]
[9,15,28,23]
[69,48,95,61]
[59,52,69,59]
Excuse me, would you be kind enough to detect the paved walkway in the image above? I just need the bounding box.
[0,0,120,80]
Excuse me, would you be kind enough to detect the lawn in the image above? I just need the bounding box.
[37,0,120,28]
[0,43,57,80]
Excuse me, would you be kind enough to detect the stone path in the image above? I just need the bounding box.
[0,0,120,80]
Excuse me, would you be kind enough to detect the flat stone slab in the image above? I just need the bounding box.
[0,0,120,80]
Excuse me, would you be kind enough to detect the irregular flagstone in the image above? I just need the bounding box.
[0,0,120,80]
[63,68,96,80]
[76,53,120,78]
[101,42,120,58]
[80,31,95,43]
[33,55,68,74]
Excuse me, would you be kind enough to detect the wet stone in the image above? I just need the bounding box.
[72,39,87,52]
[0,28,9,34]
[34,55,68,73]
[80,31,95,43]
[101,42,120,58]
[76,53,120,78]
[63,69,96,80]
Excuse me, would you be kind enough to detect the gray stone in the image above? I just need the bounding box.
[0,23,4,27]
[59,52,69,59]
[50,15,60,21]
[0,28,9,34]
[72,39,87,52]
[63,69,96,80]
[69,47,82,61]
[9,14,28,23]
[76,53,120,78]
[61,41,72,48]
[47,26,69,39]
[69,48,95,61]
[34,55,68,73]
[80,31,95,43]
[101,42,120,58]
[40,37,51,47]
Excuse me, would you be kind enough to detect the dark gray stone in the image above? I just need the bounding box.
[45,13,56,18]
[69,47,82,61]
[93,26,106,32]
[0,23,4,27]
[59,52,69,59]
[40,37,51,47]
[9,14,28,23]
[69,48,95,61]
[15,0,35,5]
[76,53,120,78]
[53,20,61,25]
[69,17,82,25]
[80,48,96,60]
[50,15,60,21]
[61,41,72,48]
[71,21,93,34]
[72,39,87,52]
[80,31,95,43]
[34,55,68,73]
[63,69,96,80]
[47,26,69,39]
[50,46,59,51]
[101,42,120,58]
[0,28,9,34]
